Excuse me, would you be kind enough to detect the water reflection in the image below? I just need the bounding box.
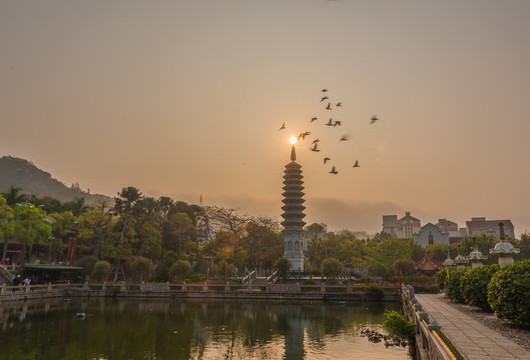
[0,298,411,360]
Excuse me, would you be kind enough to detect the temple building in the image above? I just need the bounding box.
[415,252,445,276]
[281,142,306,271]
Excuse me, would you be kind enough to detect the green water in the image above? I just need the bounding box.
[0,298,411,360]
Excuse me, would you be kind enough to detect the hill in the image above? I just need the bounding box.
[0,156,112,204]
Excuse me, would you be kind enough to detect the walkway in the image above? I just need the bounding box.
[415,293,528,360]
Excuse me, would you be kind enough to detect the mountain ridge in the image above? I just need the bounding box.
[0,156,112,204]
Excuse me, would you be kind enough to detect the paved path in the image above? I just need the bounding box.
[415,293,528,360]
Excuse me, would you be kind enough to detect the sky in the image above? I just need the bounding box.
[2,1,530,235]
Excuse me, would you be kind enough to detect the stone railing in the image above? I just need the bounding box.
[0,282,400,301]
[402,284,462,360]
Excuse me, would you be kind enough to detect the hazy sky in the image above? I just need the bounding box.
[2,1,530,235]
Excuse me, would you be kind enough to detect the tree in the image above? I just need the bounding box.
[393,259,417,279]
[2,185,27,206]
[0,195,14,259]
[13,204,52,264]
[78,201,115,258]
[168,260,192,283]
[364,238,411,279]
[168,212,196,259]
[206,206,249,262]
[217,259,235,282]
[112,187,142,281]
[47,211,78,261]
[322,257,344,284]
[238,216,283,270]
[273,257,291,281]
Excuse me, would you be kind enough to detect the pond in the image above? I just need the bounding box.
[0,298,412,360]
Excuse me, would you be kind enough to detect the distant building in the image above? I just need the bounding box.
[382,215,401,237]
[413,223,449,247]
[382,212,421,239]
[435,218,466,244]
[466,217,515,238]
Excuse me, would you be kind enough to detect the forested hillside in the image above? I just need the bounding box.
[0,156,111,204]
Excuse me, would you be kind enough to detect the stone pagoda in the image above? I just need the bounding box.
[490,222,519,266]
[442,249,455,268]
[454,246,469,270]
[281,143,306,271]
[468,238,487,268]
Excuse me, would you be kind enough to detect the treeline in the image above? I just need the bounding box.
[1,184,529,283]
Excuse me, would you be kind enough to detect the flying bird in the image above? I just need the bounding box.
[279,123,286,130]
[323,157,331,164]
[336,102,342,107]
[329,166,338,175]
[312,138,320,144]
[326,102,332,110]
[322,89,328,92]
[339,135,349,141]
[325,118,334,126]
[320,96,329,102]
[310,143,320,152]
[298,131,311,140]
[353,160,360,168]
[310,117,318,122]
[333,120,342,127]
[370,115,378,124]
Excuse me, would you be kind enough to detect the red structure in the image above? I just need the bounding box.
[415,252,445,275]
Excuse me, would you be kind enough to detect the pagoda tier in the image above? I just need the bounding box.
[281,161,306,232]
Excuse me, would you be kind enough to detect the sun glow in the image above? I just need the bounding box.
[289,136,297,144]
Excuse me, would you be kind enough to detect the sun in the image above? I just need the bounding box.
[289,136,297,144]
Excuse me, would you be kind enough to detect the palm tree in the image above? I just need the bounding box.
[2,185,26,206]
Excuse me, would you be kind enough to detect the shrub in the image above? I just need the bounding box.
[304,279,316,285]
[383,310,416,341]
[435,268,448,290]
[366,284,385,299]
[92,261,111,282]
[75,256,99,277]
[444,268,466,303]
[460,264,499,311]
[487,260,530,326]
[273,257,291,281]
[129,257,154,283]
[168,260,192,283]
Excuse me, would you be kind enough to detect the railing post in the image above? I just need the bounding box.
[321,283,326,293]
[225,282,230,292]
[84,281,89,289]
[120,281,126,291]
[182,282,187,291]
[102,281,107,291]
[203,282,208,292]
[1,284,5,294]
[347,283,352,293]
[48,282,52,292]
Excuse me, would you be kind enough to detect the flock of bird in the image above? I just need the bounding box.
[278,88,379,175]
[360,329,408,348]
